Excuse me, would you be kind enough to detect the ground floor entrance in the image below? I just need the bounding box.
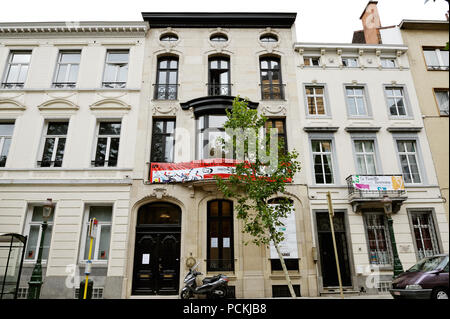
[132,202,181,295]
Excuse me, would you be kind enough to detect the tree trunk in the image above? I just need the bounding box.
[273,241,296,298]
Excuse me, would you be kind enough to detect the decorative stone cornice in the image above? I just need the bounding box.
[0,22,148,35]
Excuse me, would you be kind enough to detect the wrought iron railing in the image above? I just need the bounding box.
[102,82,126,89]
[260,83,285,100]
[52,82,76,89]
[1,82,24,89]
[207,83,232,96]
[37,160,63,168]
[91,159,117,167]
[426,65,449,71]
[153,84,179,100]
[346,175,407,198]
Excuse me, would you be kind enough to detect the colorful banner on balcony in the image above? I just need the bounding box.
[150,159,240,183]
[350,175,405,191]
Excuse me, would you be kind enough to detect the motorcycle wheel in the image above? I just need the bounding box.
[180,289,193,299]
[209,286,227,299]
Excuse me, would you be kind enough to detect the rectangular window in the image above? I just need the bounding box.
[380,58,396,68]
[303,56,320,67]
[150,119,175,163]
[396,140,421,184]
[354,140,377,174]
[93,122,121,167]
[53,51,81,88]
[81,206,112,262]
[311,140,334,184]
[342,57,359,67]
[207,200,234,272]
[434,89,449,116]
[270,259,299,271]
[39,122,69,167]
[0,122,14,167]
[423,48,449,70]
[102,50,129,88]
[155,57,178,100]
[410,211,440,260]
[24,206,54,262]
[364,213,392,265]
[345,86,368,116]
[260,57,284,100]
[265,118,287,154]
[2,51,31,89]
[385,87,407,117]
[305,86,326,115]
[197,114,228,160]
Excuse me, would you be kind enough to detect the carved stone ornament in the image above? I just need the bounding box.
[259,28,279,53]
[152,104,177,115]
[208,27,230,53]
[152,187,167,200]
[261,104,287,115]
[159,27,180,53]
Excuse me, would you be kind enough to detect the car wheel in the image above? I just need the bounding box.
[432,288,448,300]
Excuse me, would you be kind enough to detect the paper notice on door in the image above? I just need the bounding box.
[142,253,150,264]
[223,237,230,248]
[211,237,218,248]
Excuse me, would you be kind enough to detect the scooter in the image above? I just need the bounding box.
[180,262,229,299]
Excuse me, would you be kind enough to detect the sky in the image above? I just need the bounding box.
[0,0,448,43]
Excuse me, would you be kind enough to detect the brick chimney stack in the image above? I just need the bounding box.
[360,1,382,44]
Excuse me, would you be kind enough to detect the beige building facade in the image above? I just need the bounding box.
[398,20,449,218]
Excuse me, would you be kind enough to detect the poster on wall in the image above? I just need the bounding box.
[150,159,240,183]
[269,205,298,259]
[350,175,405,191]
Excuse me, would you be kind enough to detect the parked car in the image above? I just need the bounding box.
[390,254,448,299]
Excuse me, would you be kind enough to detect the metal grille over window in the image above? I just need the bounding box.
[93,122,121,167]
[102,50,129,88]
[38,122,69,167]
[411,212,440,260]
[364,213,393,265]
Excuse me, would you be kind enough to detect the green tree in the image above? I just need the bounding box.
[215,97,301,297]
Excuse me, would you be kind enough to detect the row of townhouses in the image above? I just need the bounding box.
[0,3,448,299]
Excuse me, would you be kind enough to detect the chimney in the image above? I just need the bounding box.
[360,1,382,44]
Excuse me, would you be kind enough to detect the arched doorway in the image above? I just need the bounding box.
[132,202,181,295]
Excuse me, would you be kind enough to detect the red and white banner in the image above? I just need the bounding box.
[150,159,240,183]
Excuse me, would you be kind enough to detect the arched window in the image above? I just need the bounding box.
[207,199,234,271]
[160,33,178,42]
[154,56,179,100]
[260,33,278,43]
[210,33,228,42]
[208,56,230,96]
[259,56,284,100]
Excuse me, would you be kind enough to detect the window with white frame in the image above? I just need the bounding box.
[354,140,377,174]
[39,121,69,167]
[2,51,31,89]
[342,57,359,67]
[311,139,334,184]
[410,211,440,260]
[93,121,121,167]
[305,86,326,116]
[303,56,320,67]
[364,212,392,265]
[380,58,396,68]
[0,122,14,167]
[24,206,54,262]
[423,48,449,70]
[385,87,408,117]
[345,86,368,116]
[53,51,81,88]
[80,206,112,262]
[434,89,449,116]
[396,140,421,184]
[102,50,129,88]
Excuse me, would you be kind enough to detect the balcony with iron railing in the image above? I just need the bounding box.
[37,160,63,168]
[260,83,285,100]
[207,83,232,96]
[102,82,126,89]
[346,175,407,213]
[1,82,24,89]
[52,82,77,89]
[153,84,179,100]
